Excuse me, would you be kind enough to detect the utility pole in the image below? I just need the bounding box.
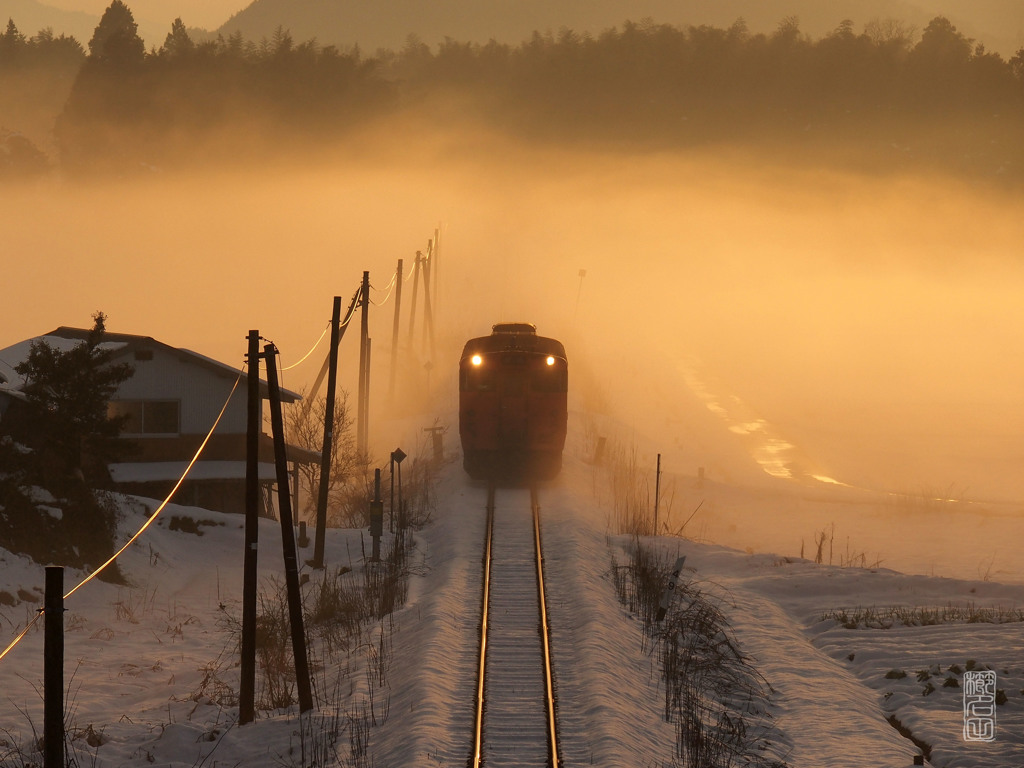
[431,227,440,331]
[357,271,370,454]
[265,343,314,714]
[312,297,342,569]
[422,242,436,364]
[43,566,63,768]
[389,258,403,401]
[370,468,383,562]
[407,252,421,348]
[239,330,260,725]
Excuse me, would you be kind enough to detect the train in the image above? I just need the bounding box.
[459,323,568,481]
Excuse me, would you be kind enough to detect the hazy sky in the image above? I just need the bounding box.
[45,0,246,30]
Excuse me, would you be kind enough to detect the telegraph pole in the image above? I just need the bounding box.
[312,298,341,569]
[357,271,370,454]
[265,343,314,714]
[407,252,421,348]
[389,258,403,401]
[239,330,260,725]
[43,566,63,768]
[422,242,436,363]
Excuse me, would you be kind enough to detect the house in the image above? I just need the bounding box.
[0,327,319,517]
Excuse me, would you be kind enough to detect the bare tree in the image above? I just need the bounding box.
[285,389,367,526]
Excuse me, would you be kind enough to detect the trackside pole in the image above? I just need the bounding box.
[240,330,261,725]
[44,566,63,768]
[312,297,342,570]
[389,258,403,402]
[357,271,370,453]
[265,343,314,713]
[422,241,436,362]
[370,468,383,562]
[407,252,421,347]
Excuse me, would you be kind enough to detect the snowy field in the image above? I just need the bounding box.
[2,395,1023,768]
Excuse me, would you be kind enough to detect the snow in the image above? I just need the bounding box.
[1,402,1023,767]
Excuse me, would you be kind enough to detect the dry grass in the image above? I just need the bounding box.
[821,602,1024,629]
[611,541,789,767]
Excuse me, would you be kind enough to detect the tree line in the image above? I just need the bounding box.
[3,1,1024,179]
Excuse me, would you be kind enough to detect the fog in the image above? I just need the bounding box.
[5,127,1024,508]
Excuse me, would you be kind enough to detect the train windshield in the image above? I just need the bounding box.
[531,355,567,392]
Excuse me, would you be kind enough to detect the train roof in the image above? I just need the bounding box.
[460,324,566,360]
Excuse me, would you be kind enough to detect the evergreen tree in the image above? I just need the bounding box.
[1,312,133,576]
[14,311,134,484]
[161,18,194,59]
[0,18,27,65]
[88,0,145,67]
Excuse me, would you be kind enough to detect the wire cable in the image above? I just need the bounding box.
[0,614,40,664]
[0,368,244,663]
[282,322,331,371]
[65,370,244,599]
[369,272,398,306]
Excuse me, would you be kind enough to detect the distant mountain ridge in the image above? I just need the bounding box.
[217,0,1024,55]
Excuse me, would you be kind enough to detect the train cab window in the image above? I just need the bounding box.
[531,358,567,392]
[462,365,495,392]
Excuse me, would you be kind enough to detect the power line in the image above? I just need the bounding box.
[0,369,245,663]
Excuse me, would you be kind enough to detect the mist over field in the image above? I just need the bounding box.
[5,120,1024,505]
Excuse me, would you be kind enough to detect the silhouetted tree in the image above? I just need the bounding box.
[13,312,133,483]
[0,18,26,65]
[160,18,195,59]
[88,0,144,67]
[1,312,133,576]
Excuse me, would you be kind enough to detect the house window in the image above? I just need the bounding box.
[109,400,180,435]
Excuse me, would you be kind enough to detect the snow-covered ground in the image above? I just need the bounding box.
[2,398,1023,767]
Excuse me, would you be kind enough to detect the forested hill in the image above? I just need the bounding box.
[215,0,1024,56]
[3,3,1024,184]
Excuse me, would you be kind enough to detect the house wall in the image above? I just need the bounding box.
[114,346,249,435]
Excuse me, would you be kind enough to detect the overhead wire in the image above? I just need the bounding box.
[0,367,245,663]
[369,271,398,307]
[64,369,244,600]
[282,321,331,371]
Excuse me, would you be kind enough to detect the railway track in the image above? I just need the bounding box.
[471,483,560,768]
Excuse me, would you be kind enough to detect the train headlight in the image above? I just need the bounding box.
[546,356,555,366]
[471,354,483,366]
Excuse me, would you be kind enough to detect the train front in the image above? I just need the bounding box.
[459,323,568,482]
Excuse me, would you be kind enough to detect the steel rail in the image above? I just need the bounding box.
[470,483,495,768]
[470,483,560,768]
[531,485,561,768]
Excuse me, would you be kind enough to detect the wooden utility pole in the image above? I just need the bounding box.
[407,252,421,348]
[43,566,63,768]
[265,343,314,714]
[240,330,261,725]
[389,258,403,401]
[431,228,440,330]
[422,242,436,363]
[370,468,383,562]
[654,453,662,535]
[312,297,342,570]
[357,271,370,454]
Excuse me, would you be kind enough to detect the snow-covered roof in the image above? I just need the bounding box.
[0,327,300,402]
